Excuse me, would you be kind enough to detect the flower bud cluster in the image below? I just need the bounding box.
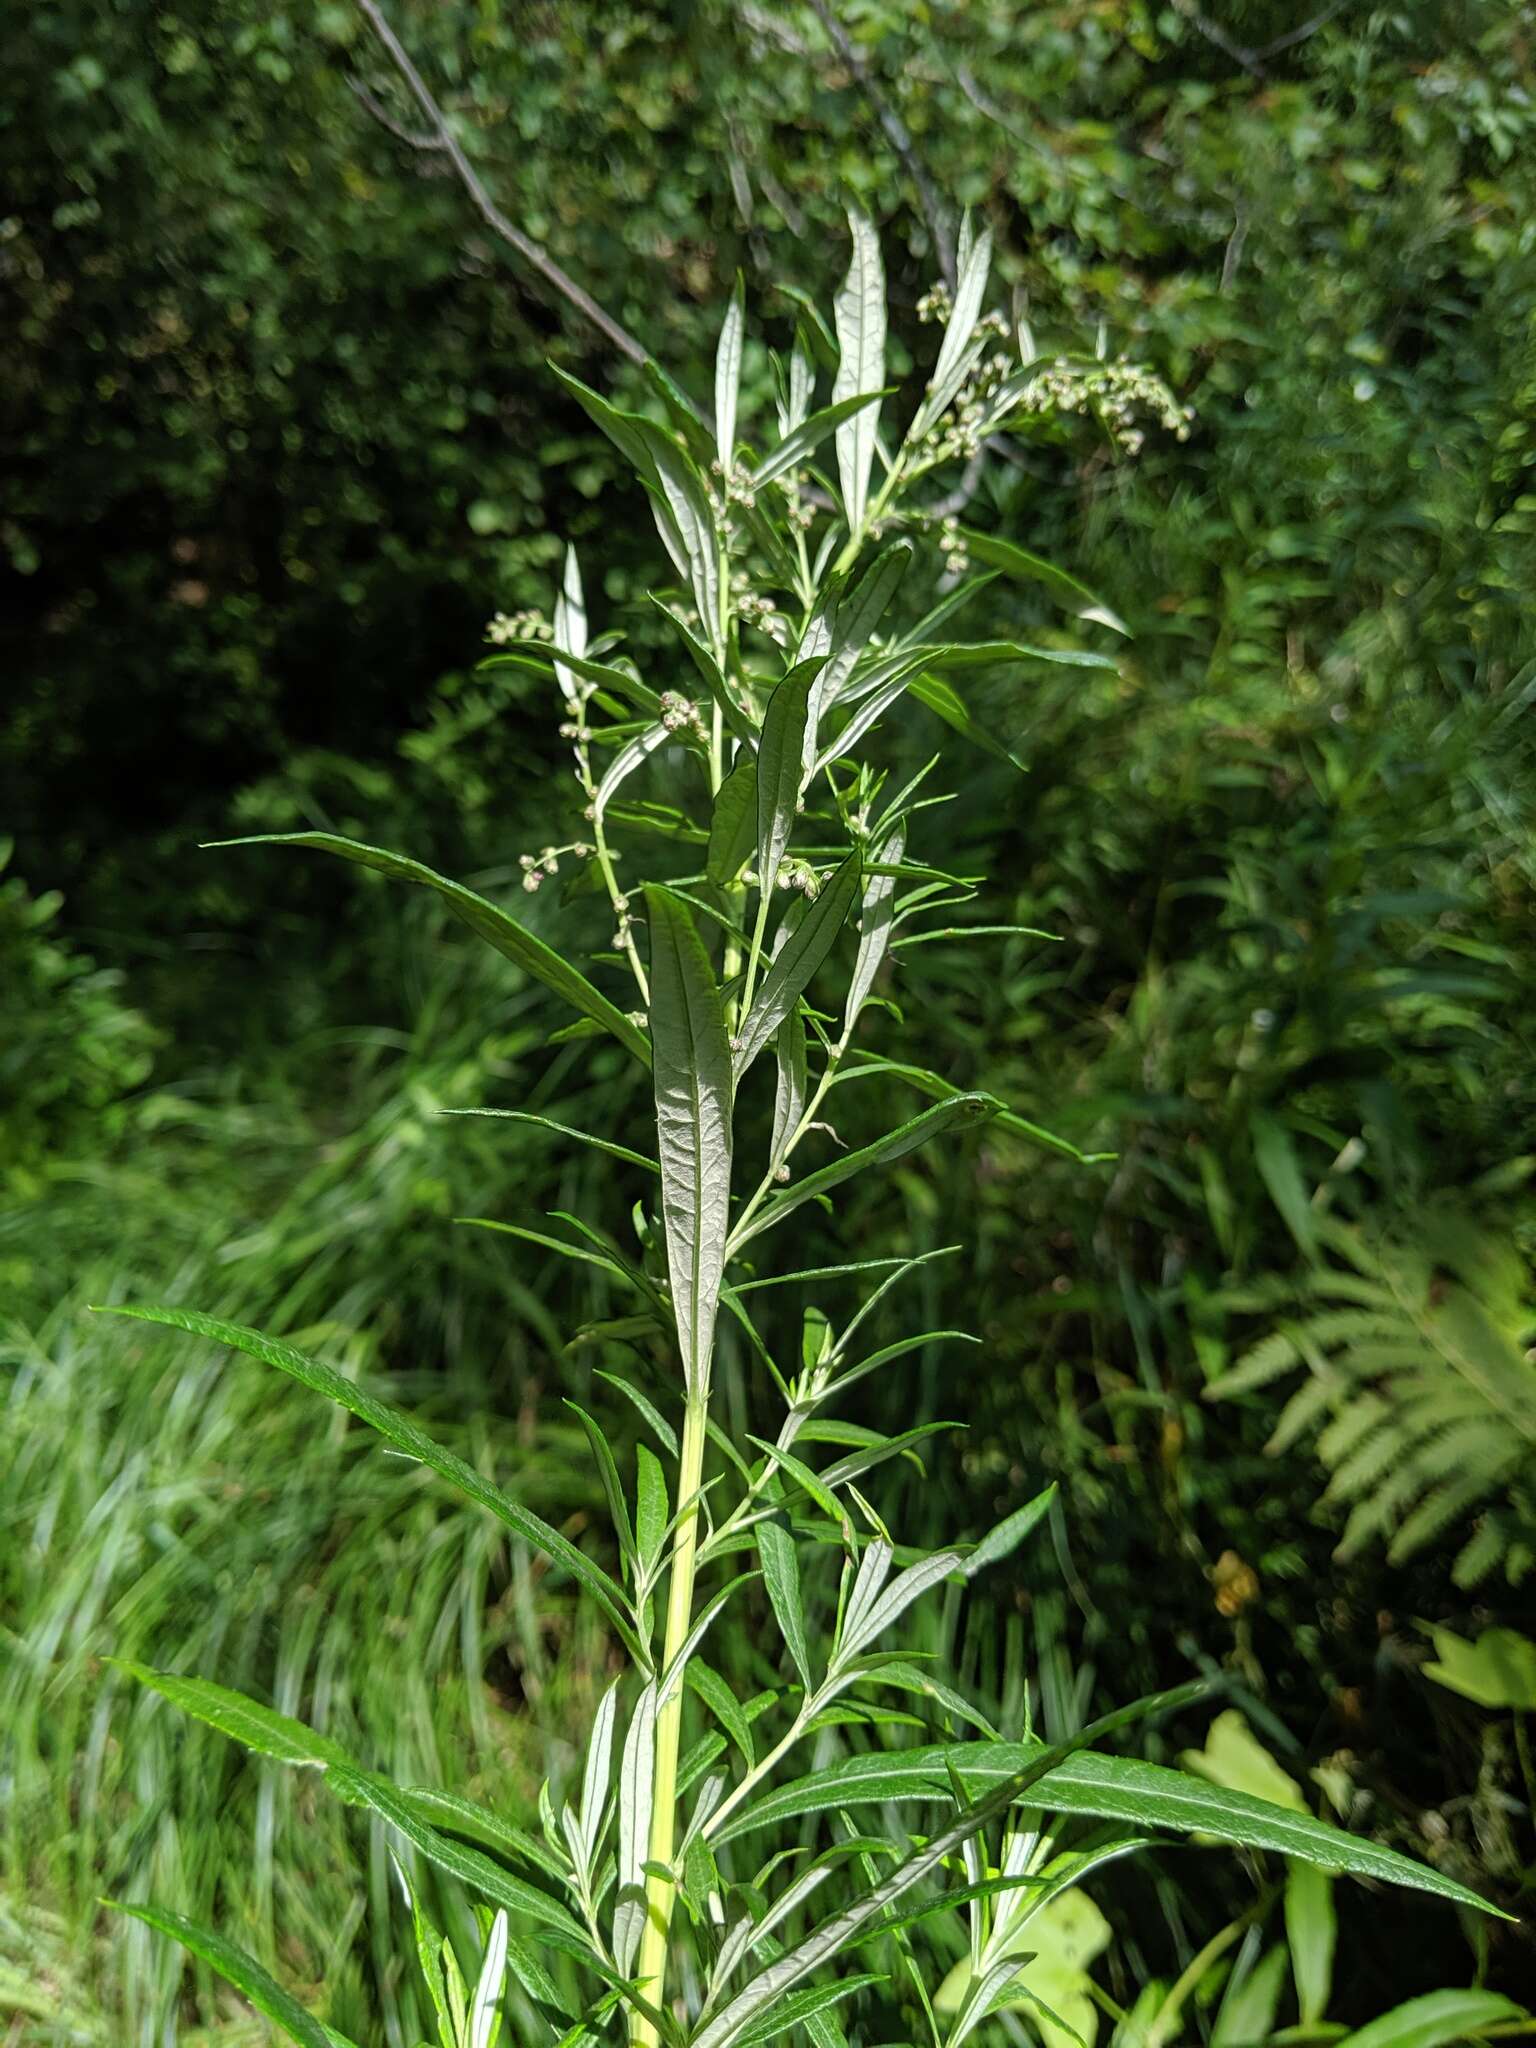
[659,690,707,739]
[937,515,970,577]
[517,840,591,893]
[1014,357,1193,453]
[484,607,552,646]
[916,282,953,325]
[775,858,822,899]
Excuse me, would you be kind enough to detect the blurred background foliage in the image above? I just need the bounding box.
[4,0,1535,2039]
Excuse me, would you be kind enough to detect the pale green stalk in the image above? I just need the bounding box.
[632,1395,708,2045]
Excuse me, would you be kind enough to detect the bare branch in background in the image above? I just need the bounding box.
[352,0,662,381]
[346,75,442,152]
[801,0,957,287]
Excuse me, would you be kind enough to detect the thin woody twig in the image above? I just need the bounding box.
[347,75,442,152]
[801,0,957,287]
[352,0,661,382]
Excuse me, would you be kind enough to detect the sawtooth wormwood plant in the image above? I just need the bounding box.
[99,214,1492,2048]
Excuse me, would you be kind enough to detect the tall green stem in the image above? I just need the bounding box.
[632,1395,708,2045]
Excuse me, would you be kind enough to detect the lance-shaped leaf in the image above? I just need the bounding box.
[711,1736,1504,1911]
[115,1663,349,1770]
[912,224,994,439]
[908,672,1025,771]
[812,658,932,777]
[333,1767,598,1957]
[707,751,759,886]
[838,1551,964,1661]
[832,208,886,535]
[553,544,587,707]
[822,541,913,705]
[483,643,661,718]
[469,1912,510,2048]
[645,887,734,1400]
[755,390,890,489]
[732,1093,1002,1248]
[552,365,721,641]
[843,825,904,1036]
[955,529,1129,636]
[716,275,745,472]
[204,833,650,1069]
[105,1903,345,2048]
[755,658,824,887]
[757,1517,814,1689]
[734,853,861,1081]
[97,1307,636,1645]
[1335,1990,1527,2048]
[694,1679,1497,2048]
[692,1686,1207,2048]
[769,1011,808,1179]
[613,1682,659,1976]
[594,723,672,823]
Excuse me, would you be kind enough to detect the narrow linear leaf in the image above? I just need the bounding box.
[1335,1989,1527,2048]
[445,1109,657,1175]
[955,529,1129,636]
[103,1903,341,2048]
[97,1306,635,1644]
[710,1735,1503,1912]
[716,275,745,473]
[203,833,649,1069]
[755,390,890,489]
[734,854,861,1081]
[334,1767,596,1954]
[734,1094,1002,1247]
[757,1517,814,1689]
[116,1663,349,1770]
[595,723,673,822]
[843,825,904,1034]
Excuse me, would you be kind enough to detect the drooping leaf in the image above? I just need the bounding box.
[645,887,734,1399]
[104,1903,343,2048]
[832,209,887,535]
[97,1307,635,1644]
[688,1659,756,1767]
[955,529,1129,636]
[203,834,650,1069]
[332,1767,596,1957]
[648,598,756,742]
[445,1109,658,1176]
[734,853,861,1081]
